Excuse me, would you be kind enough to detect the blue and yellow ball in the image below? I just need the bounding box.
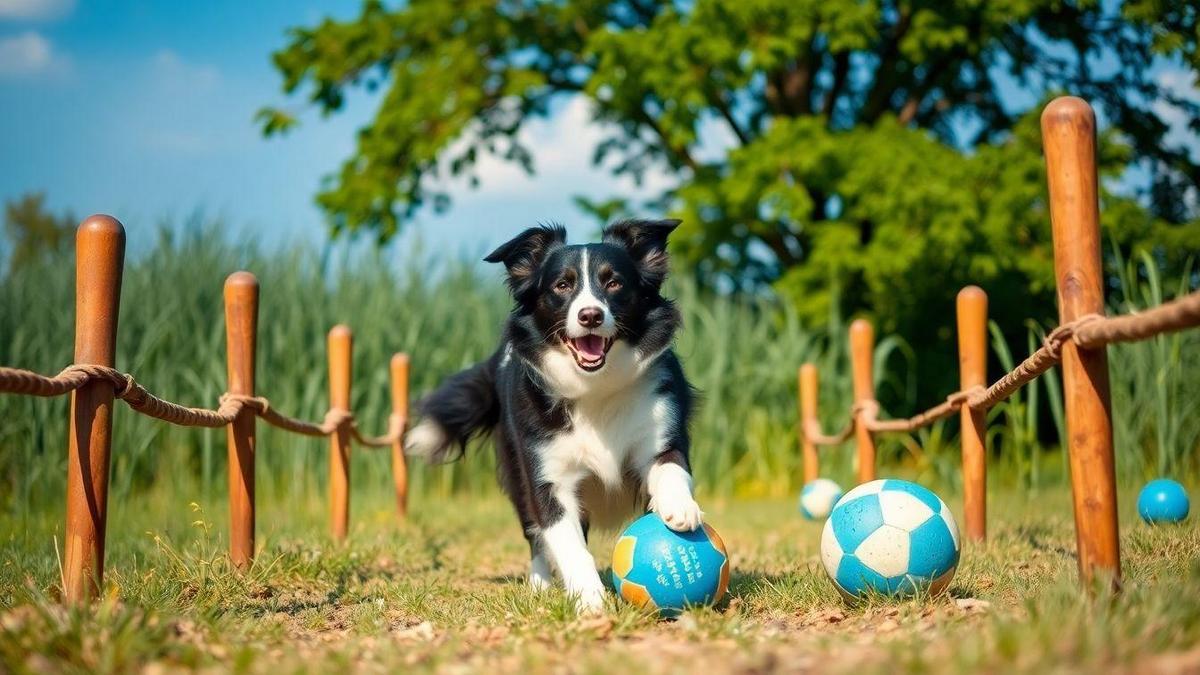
[611,513,730,616]
[1137,478,1190,524]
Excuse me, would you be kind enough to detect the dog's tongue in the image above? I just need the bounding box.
[573,335,606,360]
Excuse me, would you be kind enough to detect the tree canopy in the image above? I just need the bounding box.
[261,0,1200,389]
[2,193,74,275]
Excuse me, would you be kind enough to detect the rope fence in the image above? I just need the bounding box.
[799,97,1200,589]
[2,96,1194,603]
[0,363,406,444]
[806,292,1200,444]
[0,234,411,602]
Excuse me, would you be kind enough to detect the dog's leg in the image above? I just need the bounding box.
[635,394,703,532]
[528,539,552,591]
[644,449,704,532]
[540,485,606,613]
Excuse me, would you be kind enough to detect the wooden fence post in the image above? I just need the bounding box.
[956,286,988,542]
[64,215,125,602]
[328,325,353,541]
[390,353,410,519]
[849,319,876,484]
[224,272,258,569]
[1041,96,1120,587]
[798,364,819,485]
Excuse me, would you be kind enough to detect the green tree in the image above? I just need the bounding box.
[261,0,1200,397]
[3,193,74,275]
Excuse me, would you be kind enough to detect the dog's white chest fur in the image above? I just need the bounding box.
[536,362,670,492]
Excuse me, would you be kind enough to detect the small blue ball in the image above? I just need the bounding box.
[1137,479,1190,524]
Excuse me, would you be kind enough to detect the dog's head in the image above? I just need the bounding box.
[485,219,681,376]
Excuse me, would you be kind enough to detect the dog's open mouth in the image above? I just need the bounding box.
[564,334,614,372]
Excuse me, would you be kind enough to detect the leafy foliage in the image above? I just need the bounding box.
[261,1,1200,394]
[2,193,74,275]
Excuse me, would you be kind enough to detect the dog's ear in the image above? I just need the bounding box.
[602,218,680,289]
[484,225,567,296]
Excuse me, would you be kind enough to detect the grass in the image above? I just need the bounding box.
[1,481,1199,674]
[2,221,1199,670]
[2,222,1197,517]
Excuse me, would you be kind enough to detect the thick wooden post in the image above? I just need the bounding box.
[799,364,819,484]
[849,319,876,484]
[224,272,258,569]
[64,215,125,602]
[956,286,988,542]
[328,325,353,541]
[1042,97,1120,587]
[390,353,410,519]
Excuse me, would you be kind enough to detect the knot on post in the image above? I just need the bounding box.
[323,408,354,434]
[851,398,881,422]
[1043,313,1104,358]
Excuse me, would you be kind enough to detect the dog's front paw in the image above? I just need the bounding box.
[573,586,607,614]
[651,493,704,532]
[529,569,552,591]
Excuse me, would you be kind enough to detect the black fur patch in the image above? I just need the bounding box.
[414,219,695,552]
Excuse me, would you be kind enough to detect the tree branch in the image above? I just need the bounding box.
[788,32,818,115]
[822,51,851,120]
[757,228,801,266]
[634,105,699,172]
[860,8,913,124]
[713,91,750,145]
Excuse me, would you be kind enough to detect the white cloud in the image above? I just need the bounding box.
[693,114,740,163]
[1153,67,1200,162]
[0,30,64,77]
[443,95,678,203]
[0,0,74,21]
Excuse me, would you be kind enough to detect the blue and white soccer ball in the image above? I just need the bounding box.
[799,478,843,520]
[820,479,960,599]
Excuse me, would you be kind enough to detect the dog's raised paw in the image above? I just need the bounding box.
[652,495,704,532]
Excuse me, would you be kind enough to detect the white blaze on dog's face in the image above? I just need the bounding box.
[560,249,619,371]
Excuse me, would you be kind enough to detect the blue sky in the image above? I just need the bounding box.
[0,0,675,258]
[1,0,1196,259]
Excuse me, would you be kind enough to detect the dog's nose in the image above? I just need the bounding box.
[577,306,604,329]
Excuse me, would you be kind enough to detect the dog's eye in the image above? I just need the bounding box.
[605,279,622,291]
[555,280,572,292]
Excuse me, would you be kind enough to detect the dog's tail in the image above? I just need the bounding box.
[404,352,500,462]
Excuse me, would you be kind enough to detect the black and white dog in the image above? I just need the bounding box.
[405,219,701,612]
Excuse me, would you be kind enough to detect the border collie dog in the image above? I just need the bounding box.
[405,219,701,612]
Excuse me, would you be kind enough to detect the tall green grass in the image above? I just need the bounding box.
[0,223,854,512]
[1,221,1196,517]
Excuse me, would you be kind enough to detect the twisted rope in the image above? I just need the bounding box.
[3,290,1197,448]
[350,414,406,448]
[860,387,987,433]
[801,289,1200,444]
[804,416,856,447]
[0,365,404,446]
